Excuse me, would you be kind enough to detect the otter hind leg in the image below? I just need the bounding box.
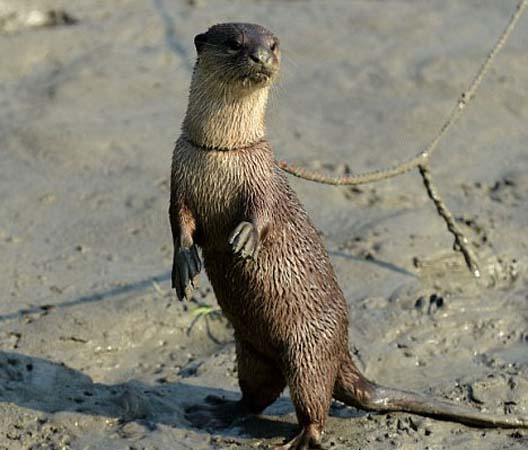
[185,339,286,430]
[274,349,339,450]
[334,353,528,429]
[236,339,286,414]
[272,424,323,450]
[184,394,251,430]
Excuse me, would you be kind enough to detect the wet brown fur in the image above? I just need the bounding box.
[169,23,528,450]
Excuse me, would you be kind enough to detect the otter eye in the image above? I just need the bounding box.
[226,39,242,51]
[270,40,279,52]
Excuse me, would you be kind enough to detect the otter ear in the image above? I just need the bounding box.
[194,33,208,53]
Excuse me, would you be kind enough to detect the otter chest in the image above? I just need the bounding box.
[180,148,248,236]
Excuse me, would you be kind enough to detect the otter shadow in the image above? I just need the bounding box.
[0,351,323,440]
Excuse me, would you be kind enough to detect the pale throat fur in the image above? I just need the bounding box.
[181,64,270,151]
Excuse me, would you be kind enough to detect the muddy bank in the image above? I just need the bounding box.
[1,0,527,448]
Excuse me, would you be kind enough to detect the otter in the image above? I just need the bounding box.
[169,23,527,449]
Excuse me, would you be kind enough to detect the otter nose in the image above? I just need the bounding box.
[249,46,273,67]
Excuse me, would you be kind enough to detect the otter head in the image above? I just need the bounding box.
[193,23,280,91]
[183,23,280,149]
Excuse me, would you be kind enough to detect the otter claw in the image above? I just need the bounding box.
[172,246,201,300]
[229,221,259,259]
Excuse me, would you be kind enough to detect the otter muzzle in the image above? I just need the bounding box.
[249,46,274,70]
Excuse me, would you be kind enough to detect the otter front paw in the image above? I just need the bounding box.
[172,246,201,300]
[228,221,259,260]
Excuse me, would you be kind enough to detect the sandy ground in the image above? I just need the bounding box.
[1,0,528,449]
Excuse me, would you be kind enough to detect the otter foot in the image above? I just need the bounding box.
[273,425,323,450]
[229,221,260,259]
[172,245,201,300]
[184,395,252,430]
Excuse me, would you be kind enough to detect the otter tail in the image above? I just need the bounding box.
[334,354,528,429]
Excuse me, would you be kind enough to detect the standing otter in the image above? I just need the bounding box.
[169,23,527,449]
